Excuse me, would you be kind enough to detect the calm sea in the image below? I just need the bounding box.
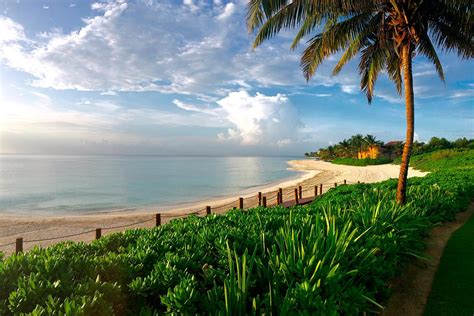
[0,155,300,215]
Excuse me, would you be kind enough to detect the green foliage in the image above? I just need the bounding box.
[332,157,392,166]
[393,149,474,172]
[310,136,473,160]
[314,134,384,160]
[424,213,474,315]
[1,157,473,314]
[411,137,474,156]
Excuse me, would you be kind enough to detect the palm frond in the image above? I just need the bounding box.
[386,51,403,95]
[332,12,383,75]
[416,33,445,82]
[359,41,387,103]
[251,0,310,48]
[429,20,473,59]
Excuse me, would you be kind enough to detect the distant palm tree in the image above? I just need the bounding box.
[336,139,352,157]
[350,134,366,157]
[364,134,383,147]
[247,0,472,204]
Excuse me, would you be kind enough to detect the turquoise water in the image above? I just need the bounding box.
[0,155,300,214]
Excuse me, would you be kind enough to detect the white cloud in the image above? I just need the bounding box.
[100,90,118,96]
[449,90,474,99]
[217,2,235,20]
[183,0,199,12]
[172,99,220,116]
[413,70,436,77]
[0,2,249,95]
[0,16,26,43]
[216,91,302,145]
[341,84,357,94]
[0,1,359,101]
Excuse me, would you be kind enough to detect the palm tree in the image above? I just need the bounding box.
[337,139,352,157]
[247,0,472,204]
[364,134,383,147]
[350,134,366,158]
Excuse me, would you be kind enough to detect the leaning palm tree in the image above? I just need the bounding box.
[247,0,473,204]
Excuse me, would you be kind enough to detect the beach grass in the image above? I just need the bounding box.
[393,148,474,171]
[423,213,474,316]
[332,157,393,166]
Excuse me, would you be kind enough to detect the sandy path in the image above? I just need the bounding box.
[0,160,426,255]
[382,203,474,316]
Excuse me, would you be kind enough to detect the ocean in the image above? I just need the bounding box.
[0,155,300,215]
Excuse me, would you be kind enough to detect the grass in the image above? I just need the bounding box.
[331,157,393,166]
[393,148,474,171]
[423,212,474,316]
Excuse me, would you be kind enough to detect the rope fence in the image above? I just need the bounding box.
[0,179,362,254]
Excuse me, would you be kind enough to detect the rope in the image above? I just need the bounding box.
[24,229,96,243]
[161,210,201,218]
[0,241,16,248]
[102,217,154,231]
[214,199,238,210]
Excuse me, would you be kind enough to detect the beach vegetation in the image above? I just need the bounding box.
[314,134,385,160]
[424,211,474,315]
[1,150,473,314]
[247,0,473,203]
[332,157,393,166]
[394,148,474,172]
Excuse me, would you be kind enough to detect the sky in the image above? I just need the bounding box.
[0,0,473,156]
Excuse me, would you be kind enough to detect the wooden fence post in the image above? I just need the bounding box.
[334,182,338,187]
[278,188,283,204]
[320,184,323,195]
[358,180,361,184]
[314,185,318,197]
[258,192,262,206]
[15,237,23,254]
[262,196,267,207]
[95,228,102,240]
[206,206,211,215]
[239,197,244,210]
[294,188,299,205]
[344,179,347,185]
[155,213,161,226]
[298,186,302,199]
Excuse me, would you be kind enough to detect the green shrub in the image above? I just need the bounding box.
[332,157,393,166]
[393,148,474,172]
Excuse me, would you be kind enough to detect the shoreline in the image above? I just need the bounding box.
[0,160,427,254]
[0,162,318,219]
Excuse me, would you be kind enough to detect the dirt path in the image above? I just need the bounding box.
[382,202,474,316]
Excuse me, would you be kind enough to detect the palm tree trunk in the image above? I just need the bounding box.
[396,45,415,204]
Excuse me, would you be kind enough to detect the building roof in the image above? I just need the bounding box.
[384,141,403,147]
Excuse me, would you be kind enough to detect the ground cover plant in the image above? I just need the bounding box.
[332,157,392,166]
[1,150,473,315]
[423,212,474,315]
[393,148,474,172]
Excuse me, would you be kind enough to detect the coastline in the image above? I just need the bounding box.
[0,160,427,254]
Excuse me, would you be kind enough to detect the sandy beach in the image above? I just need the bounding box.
[0,160,427,254]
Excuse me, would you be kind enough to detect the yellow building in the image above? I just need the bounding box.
[357,145,380,159]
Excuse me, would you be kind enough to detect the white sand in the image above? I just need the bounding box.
[0,160,427,254]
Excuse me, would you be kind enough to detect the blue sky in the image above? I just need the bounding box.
[0,0,473,156]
